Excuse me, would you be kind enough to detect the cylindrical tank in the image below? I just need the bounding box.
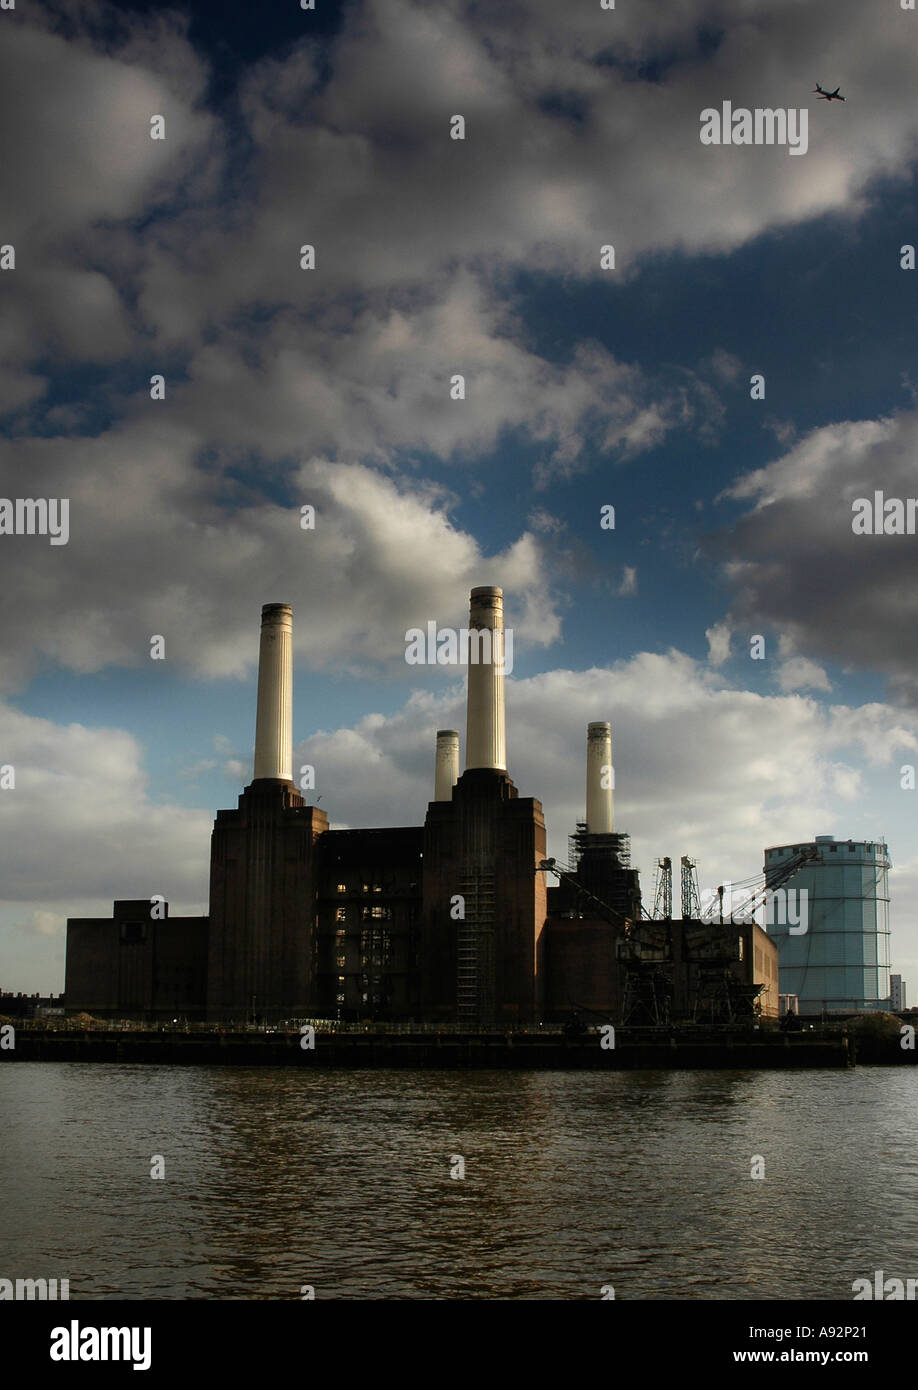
[764,835,891,1013]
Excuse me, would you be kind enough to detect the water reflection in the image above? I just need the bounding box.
[0,1065,916,1299]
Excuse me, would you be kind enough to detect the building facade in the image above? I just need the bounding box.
[65,901,208,1021]
[62,594,817,1028]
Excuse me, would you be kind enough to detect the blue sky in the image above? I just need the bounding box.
[1,0,917,993]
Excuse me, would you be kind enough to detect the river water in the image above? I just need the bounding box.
[1,1064,915,1300]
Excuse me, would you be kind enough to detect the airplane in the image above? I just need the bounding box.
[813,84,845,102]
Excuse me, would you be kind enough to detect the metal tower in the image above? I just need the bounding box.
[652,857,673,920]
[681,856,701,920]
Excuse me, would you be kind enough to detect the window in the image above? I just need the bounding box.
[359,929,393,967]
[335,907,347,922]
[336,883,347,894]
[336,955,346,969]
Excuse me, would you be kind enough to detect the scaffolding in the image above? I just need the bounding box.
[567,823,632,873]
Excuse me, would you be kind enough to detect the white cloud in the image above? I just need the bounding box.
[0,700,211,990]
[706,621,732,667]
[0,428,558,689]
[716,409,918,704]
[0,11,219,380]
[122,0,918,347]
[298,648,917,910]
[616,566,638,596]
[776,656,832,693]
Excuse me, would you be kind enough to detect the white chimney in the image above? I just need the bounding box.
[253,603,294,781]
[434,730,460,801]
[586,721,614,832]
[465,586,507,771]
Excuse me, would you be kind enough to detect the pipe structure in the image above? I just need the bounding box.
[586,721,614,833]
[465,586,507,771]
[253,603,294,782]
[434,730,460,801]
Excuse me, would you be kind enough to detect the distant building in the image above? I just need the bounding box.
[65,901,208,1021]
[890,974,906,1010]
[765,835,891,1014]
[0,991,66,1019]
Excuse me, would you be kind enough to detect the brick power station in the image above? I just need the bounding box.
[65,590,779,1026]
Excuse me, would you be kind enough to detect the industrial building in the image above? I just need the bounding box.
[765,835,892,1015]
[66,589,782,1027]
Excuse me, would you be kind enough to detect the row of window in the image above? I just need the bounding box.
[334,905,392,921]
[332,929,394,970]
[335,973,386,1007]
[768,844,882,856]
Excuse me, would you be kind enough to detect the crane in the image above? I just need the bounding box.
[701,846,818,926]
[537,858,634,933]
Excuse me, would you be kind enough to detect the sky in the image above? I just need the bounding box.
[1,0,917,995]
